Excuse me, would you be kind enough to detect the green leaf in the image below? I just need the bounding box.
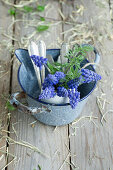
[64,55,70,59]
[47,62,60,74]
[37,5,45,12]
[37,25,49,32]
[70,66,75,74]
[8,8,16,16]
[23,6,33,13]
[62,63,69,68]
[47,62,55,73]
[66,71,74,79]
[6,101,16,111]
[52,62,62,67]
[40,17,45,21]
[81,45,93,52]
[53,62,61,66]
[38,164,42,170]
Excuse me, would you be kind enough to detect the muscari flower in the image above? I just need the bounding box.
[57,86,68,97]
[81,69,101,83]
[54,71,65,80]
[67,77,81,89]
[42,71,65,90]
[30,55,48,69]
[68,89,80,109]
[39,86,56,99]
[42,74,59,89]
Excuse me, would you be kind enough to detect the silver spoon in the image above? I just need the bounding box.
[28,41,41,90]
[60,43,69,65]
[38,40,46,84]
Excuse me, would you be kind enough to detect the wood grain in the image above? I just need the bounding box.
[8,1,70,170]
[0,1,14,169]
[3,0,113,169]
[62,0,113,169]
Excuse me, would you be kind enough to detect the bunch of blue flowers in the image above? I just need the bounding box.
[30,44,101,109]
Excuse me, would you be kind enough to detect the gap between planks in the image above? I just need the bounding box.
[7,0,71,170]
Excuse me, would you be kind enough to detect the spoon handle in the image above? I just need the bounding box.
[46,54,54,64]
[28,41,41,90]
[61,43,69,64]
[38,41,46,84]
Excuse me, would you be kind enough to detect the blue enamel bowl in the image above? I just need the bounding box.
[14,48,99,126]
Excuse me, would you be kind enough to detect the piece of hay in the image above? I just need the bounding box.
[2,136,49,158]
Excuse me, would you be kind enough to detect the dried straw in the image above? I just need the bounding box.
[2,136,49,158]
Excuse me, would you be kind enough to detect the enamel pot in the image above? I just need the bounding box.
[10,46,100,126]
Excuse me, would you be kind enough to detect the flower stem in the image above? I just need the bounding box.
[64,52,82,74]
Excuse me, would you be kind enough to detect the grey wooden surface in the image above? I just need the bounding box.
[62,0,113,170]
[0,0,14,169]
[0,0,113,170]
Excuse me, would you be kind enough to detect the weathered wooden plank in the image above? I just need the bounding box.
[62,0,113,169]
[0,1,14,169]
[8,1,70,170]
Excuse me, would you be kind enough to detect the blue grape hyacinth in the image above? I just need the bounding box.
[81,69,101,83]
[42,72,65,90]
[47,74,59,84]
[57,86,68,97]
[30,55,48,69]
[42,74,59,89]
[67,77,81,89]
[39,86,56,99]
[68,89,80,109]
[55,71,65,80]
